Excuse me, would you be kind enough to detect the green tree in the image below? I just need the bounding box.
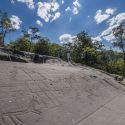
[10,37,31,52]
[112,24,125,76]
[71,31,93,63]
[28,26,40,42]
[49,43,61,57]
[82,47,97,65]
[22,26,40,51]
[93,40,105,50]
[0,10,15,46]
[77,31,93,48]
[34,38,50,55]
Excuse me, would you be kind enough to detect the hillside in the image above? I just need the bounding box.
[0,61,125,125]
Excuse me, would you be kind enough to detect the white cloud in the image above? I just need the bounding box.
[36,20,43,27]
[73,6,79,15]
[72,0,80,15]
[37,2,51,22]
[95,8,116,24]
[102,34,115,42]
[62,0,64,4]
[92,36,102,43]
[105,8,116,15]
[51,12,61,22]
[51,1,60,12]
[95,10,110,24]
[16,0,35,9]
[37,1,60,23]
[101,13,125,42]
[93,12,125,43]
[59,34,76,44]
[108,13,125,26]
[73,0,80,7]
[65,0,80,15]
[65,6,71,12]
[10,15,22,30]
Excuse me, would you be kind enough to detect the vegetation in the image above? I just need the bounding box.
[0,10,15,46]
[112,24,125,75]
[34,38,50,55]
[0,10,125,77]
[10,37,31,52]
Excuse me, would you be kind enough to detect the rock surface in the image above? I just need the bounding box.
[0,47,63,64]
[0,61,125,125]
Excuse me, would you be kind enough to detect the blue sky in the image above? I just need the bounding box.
[0,0,125,48]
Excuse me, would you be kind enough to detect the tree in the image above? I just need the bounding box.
[82,47,97,65]
[22,26,40,51]
[49,43,61,57]
[77,31,93,48]
[71,31,93,63]
[112,24,125,76]
[93,40,105,51]
[28,26,40,43]
[34,38,50,55]
[0,10,15,46]
[10,37,31,52]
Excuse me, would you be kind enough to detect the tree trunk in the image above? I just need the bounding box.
[123,52,125,76]
[120,34,125,77]
[2,33,5,46]
[1,30,6,47]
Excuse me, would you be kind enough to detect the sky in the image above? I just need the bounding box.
[0,0,125,49]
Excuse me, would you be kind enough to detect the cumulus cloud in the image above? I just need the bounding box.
[37,1,60,23]
[95,10,110,24]
[10,15,22,30]
[95,8,116,24]
[65,0,80,15]
[102,13,125,42]
[59,34,76,44]
[72,0,80,15]
[51,12,61,22]
[105,8,116,15]
[36,20,43,27]
[102,34,115,42]
[13,0,35,9]
[108,13,125,27]
[92,36,102,43]
[93,12,125,43]
[51,1,60,12]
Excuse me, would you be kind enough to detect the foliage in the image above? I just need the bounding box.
[49,43,61,57]
[70,31,93,63]
[0,10,15,46]
[82,47,97,65]
[10,37,31,52]
[22,26,40,42]
[112,24,125,76]
[77,31,93,48]
[33,38,50,55]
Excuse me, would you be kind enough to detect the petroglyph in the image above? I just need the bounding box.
[0,61,125,125]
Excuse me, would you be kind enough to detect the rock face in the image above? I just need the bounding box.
[114,75,124,81]
[0,48,62,64]
[0,48,29,63]
[0,61,125,125]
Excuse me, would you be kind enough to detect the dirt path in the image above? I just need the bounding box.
[0,61,125,125]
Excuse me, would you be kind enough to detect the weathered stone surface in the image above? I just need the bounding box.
[0,48,64,64]
[0,61,125,125]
